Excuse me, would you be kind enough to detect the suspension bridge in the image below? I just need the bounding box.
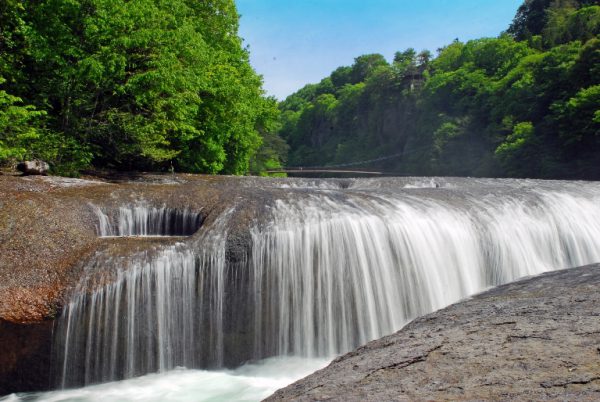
[263,150,416,176]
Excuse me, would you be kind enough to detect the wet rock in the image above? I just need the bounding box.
[0,320,53,395]
[267,264,600,401]
[17,160,50,176]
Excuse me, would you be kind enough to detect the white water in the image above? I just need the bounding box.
[45,178,600,400]
[55,209,233,387]
[250,185,600,357]
[93,205,203,237]
[2,357,328,402]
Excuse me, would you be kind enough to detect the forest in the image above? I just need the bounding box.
[279,0,600,179]
[0,0,281,175]
[1,0,598,178]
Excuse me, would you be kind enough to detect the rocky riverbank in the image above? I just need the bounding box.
[267,263,600,401]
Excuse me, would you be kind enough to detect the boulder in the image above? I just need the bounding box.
[17,160,50,176]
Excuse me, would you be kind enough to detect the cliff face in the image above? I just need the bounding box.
[0,320,54,393]
[267,264,600,401]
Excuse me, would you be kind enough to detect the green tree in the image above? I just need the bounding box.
[0,77,45,162]
[278,0,600,179]
[0,77,91,174]
[350,54,389,84]
[495,122,540,175]
[1,0,278,175]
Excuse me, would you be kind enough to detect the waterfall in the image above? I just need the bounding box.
[92,205,203,237]
[250,187,600,357]
[54,208,232,388]
[54,179,600,388]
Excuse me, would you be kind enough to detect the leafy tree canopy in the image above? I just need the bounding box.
[279,0,600,179]
[0,0,281,175]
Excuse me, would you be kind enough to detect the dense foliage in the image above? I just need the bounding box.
[0,0,281,175]
[279,0,600,179]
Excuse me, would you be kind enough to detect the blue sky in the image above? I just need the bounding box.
[236,0,524,99]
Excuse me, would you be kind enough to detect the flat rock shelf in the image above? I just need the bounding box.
[267,264,600,401]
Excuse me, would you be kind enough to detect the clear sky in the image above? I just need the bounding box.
[236,0,524,100]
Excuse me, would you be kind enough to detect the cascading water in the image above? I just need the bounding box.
[250,183,600,358]
[93,205,203,237]
[54,208,232,388]
[51,178,600,395]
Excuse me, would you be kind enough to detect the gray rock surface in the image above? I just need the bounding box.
[267,264,600,401]
[16,160,49,175]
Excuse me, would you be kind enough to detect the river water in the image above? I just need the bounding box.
[4,177,600,401]
[2,357,328,402]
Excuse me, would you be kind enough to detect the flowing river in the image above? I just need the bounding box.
[4,177,600,401]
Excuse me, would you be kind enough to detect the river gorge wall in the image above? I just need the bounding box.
[1,174,600,395]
